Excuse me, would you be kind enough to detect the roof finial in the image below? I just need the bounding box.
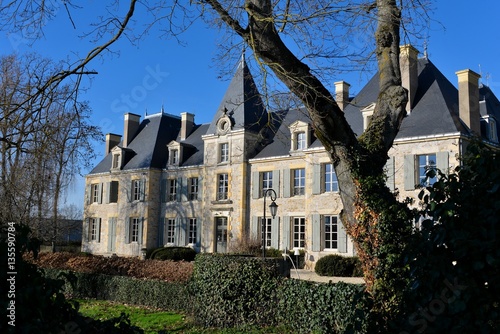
[423,39,428,59]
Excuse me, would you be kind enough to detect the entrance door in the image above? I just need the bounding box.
[215,217,228,253]
[107,218,116,253]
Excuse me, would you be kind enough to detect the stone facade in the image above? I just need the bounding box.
[82,47,500,270]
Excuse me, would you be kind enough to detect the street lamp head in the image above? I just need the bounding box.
[269,201,278,218]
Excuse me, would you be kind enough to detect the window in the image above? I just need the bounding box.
[217,173,228,200]
[418,154,437,186]
[296,132,306,150]
[188,218,197,244]
[91,183,100,203]
[130,218,140,243]
[293,217,305,248]
[188,177,199,200]
[261,171,273,197]
[324,164,338,192]
[165,218,176,244]
[171,149,179,164]
[293,168,305,196]
[260,217,272,248]
[324,215,338,249]
[168,179,177,202]
[132,179,145,201]
[108,181,119,203]
[220,143,229,163]
[112,154,120,169]
[89,218,101,242]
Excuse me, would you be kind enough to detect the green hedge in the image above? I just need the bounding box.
[42,269,191,312]
[189,254,369,333]
[315,254,363,277]
[148,246,197,262]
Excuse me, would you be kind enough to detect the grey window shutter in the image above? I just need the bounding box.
[196,218,201,246]
[83,218,89,243]
[96,218,101,242]
[138,218,144,245]
[283,168,290,198]
[252,171,260,199]
[107,218,116,252]
[174,218,181,246]
[176,178,182,202]
[385,156,395,191]
[273,170,280,197]
[129,180,134,202]
[181,177,188,201]
[105,182,111,203]
[311,214,321,251]
[160,179,167,203]
[197,176,203,200]
[140,180,146,202]
[125,218,130,244]
[85,184,91,205]
[271,216,279,249]
[158,218,164,246]
[98,183,103,204]
[282,216,290,250]
[312,164,321,195]
[251,216,259,240]
[436,151,449,175]
[338,219,347,253]
[404,154,416,190]
[178,218,186,246]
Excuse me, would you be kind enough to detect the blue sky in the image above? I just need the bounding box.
[1,1,499,210]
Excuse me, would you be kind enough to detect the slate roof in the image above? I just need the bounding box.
[206,56,267,135]
[90,113,181,174]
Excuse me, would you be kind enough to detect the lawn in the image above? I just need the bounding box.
[76,299,293,334]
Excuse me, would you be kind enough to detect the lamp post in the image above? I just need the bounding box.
[262,188,278,258]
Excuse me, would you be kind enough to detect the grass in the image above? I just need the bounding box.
[75,299,293,334]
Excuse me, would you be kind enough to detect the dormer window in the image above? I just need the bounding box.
[171,149,179,164]
[289,120,311,152]
[361,102,376,131]
[167,141,183,166]
[296,132,306,150]
[110,146,125,170]
[112,154,120,169]
[482,115,499,143]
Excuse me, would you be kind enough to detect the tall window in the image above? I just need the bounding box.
[188,218,197,244]
[324,215,338,249]
[324,163,338,192]
[261,217,272,248]
[293,168,305,196]
[220,143,229,163]
[293,217,305,248]
[217,173,228,200]
[112,154,120,169]
[261,171,273,197]
[418,154,437,186]
[188,177,199,200]
[89,218,100,242]
[166,218,176,244]
[91,183,100,203]
[168,179,177,202]
[296,132,306,150]
[170,149,179,164]
[130,218,140,243]
[132,179,144,201]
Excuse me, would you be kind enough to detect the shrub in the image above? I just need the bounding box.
[148,246,197,262]
[315,254,362,277]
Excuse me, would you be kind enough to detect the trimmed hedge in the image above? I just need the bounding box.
[148,246,197,262]
[315,254,363,277]
[42,268,191,312]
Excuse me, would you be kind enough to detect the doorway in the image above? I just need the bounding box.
[215,217,228,253]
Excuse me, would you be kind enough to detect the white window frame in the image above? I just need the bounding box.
[296,132,306,150]
[112,154,120,169]
[219,143,229,163]
[89,218,100,242]
[293,168,305,196]
[217,173,228,200]
[168,179,177,202]
[418,154,437,186]
[165,218,176,244]
[261,171,273,197]
[324,163,339,192]
[188,218,197,244]
[260,217,272,248]
[130,217,140,243]
[171,149,179,165]
[188,177,199,200]
[132,179,143,201]
[91,183,100,203]
[323,215,338,250]
[292,217,305,249]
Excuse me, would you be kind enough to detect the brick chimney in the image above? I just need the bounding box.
[123,113,141,147]
[105,133,121,155]
[456,69,481,135]
[400,44,419,112]
[334,81,350,111]
[180,112,195,141]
